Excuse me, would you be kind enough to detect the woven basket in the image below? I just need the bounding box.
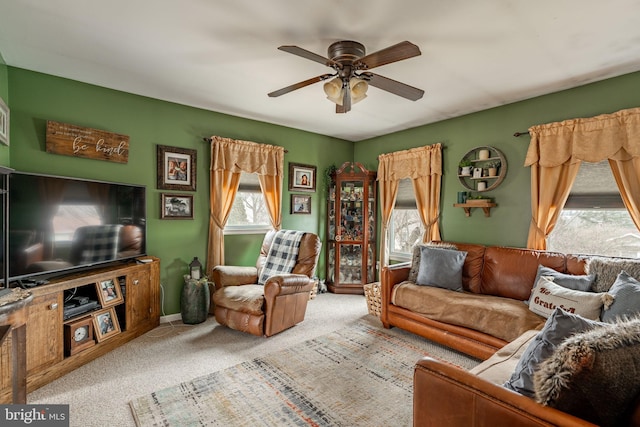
[364,282,382,318]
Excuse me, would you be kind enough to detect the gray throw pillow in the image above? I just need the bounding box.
[601,270,640,322]
[415,246,466,291]
[408,242,458,283]
[503,308,605,398]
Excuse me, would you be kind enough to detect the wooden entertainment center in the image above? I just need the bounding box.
[0,257,160,402]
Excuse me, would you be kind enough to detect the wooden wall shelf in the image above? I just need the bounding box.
[454,202,497,217]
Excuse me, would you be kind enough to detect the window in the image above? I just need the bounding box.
[547,161,640,257]
[225,172,272,234]
[390,178,424,261]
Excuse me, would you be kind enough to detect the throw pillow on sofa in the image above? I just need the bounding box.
[503,308,605,398]
[601,270,640,322]
[532,265,595,292]
[528,276,613,320]
[534,316,640,427]
[415,246,467,291]
[408,242,458,283]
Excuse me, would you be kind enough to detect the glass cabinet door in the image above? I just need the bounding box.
[325,162,377,294]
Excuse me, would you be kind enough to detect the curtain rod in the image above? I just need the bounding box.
[202,137,288,153]
[513,131,529,137]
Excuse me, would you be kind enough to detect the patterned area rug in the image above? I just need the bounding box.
[129,319,479,426]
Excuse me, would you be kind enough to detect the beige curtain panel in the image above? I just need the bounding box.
[207,136,285,271]
[377,144,443,268]
[525,107,640,249]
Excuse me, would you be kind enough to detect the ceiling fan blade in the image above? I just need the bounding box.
[278,45,337,67]
[365,73,424,101]
[356,41,421,70]
[268,74,334,97]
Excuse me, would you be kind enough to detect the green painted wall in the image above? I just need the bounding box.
[7,67,352,314]
[355,71,640,248]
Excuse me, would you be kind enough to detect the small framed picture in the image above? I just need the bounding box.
[0,96,9,146]
[161,193,194,219]
[95,277,124,307]
[288,162,316,192]
[157,144,197,191]
[291,194,311,214]
[93,307,121,342]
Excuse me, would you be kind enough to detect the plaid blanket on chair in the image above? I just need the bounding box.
[258,230,306,286]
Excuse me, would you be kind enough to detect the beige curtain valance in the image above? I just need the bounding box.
[378,144,443,181]
[210,136,284,176]
[525,107,640,167]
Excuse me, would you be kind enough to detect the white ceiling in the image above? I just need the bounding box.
[2,0,640,142]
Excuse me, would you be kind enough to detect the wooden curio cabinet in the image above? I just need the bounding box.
[326,162,377,294]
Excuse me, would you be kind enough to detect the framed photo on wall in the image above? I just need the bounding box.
[288,162,316,192]
[161,193,194,219]
[291,194,311,214]
[157,145,197,191]
[93,307,121,342]
[95,277,124,307]
[0,96,9,146]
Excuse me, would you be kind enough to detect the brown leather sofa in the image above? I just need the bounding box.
[413,357,600,427]
[211,230,321,337]
[381,242,588,360]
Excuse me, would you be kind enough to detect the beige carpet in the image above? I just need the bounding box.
[28,293,378,426]
[130,319,479,426]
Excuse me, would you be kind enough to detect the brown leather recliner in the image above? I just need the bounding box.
[211,230,321,337]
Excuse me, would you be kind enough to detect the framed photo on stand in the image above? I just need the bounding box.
[288,163,316,192]
[157,145,197,191]
[95,277,124,307]
[93,307,121,342]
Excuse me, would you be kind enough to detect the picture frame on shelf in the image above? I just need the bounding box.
[0,96,9,146]
[291,194,311,214]
[288,162,316,192]
[161,193,194,219]
[157,144,197,191]
[95,277,124,307]
[93,307,121,342]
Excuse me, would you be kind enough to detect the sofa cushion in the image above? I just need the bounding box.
[528,276,612,320]
[534,317,640,427]
[470,329,539,385]
[212,284,265,316]
[415,246,467,291]
[392,282,545,342]
[408,242,458,283]
[601,270,640,322]
[532,265,595,293]
[503,309,605,398]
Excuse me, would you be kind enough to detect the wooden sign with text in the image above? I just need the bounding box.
[46,121,129,163]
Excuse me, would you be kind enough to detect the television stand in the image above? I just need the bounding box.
[0,256,160,402]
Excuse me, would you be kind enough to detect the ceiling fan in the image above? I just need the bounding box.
[268,40,424,113]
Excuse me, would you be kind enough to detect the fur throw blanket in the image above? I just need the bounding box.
[534,317,640,427]
[586,256,640,293]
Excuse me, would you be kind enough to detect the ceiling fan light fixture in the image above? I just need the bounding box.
[350,77,368,104]
[323,78,343,101]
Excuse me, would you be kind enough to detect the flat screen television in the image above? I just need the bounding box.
[3,171,146,286]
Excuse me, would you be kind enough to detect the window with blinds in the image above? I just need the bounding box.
[225,172,272,234]
[390,178,425,260]
[547,160,640,257]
